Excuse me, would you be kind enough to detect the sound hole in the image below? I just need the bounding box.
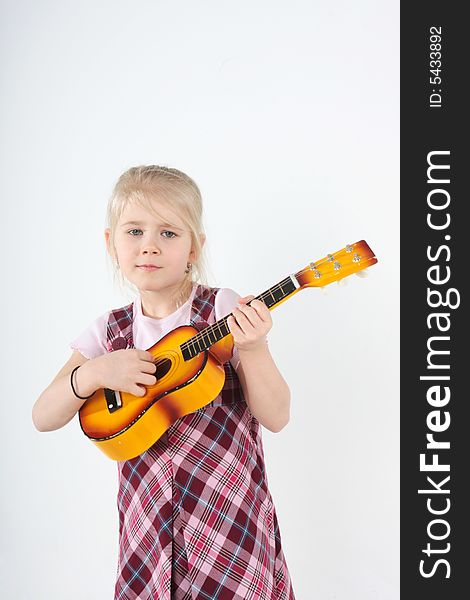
[155,358,172,380]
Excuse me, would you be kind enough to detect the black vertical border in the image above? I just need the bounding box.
[401,3,468,598]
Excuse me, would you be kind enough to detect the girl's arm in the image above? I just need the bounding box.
[32,350,101,432]
[227,294,291,433]
[33,348,157,432]
[237,344,291,433]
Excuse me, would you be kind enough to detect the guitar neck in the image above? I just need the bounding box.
[180,239,378,361]
[180,274,300,361]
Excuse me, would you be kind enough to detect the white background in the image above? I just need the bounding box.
[0,1,399,598]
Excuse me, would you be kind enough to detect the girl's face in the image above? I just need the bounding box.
[106,198,198,294]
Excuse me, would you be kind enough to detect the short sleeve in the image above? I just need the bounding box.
[214,288,268,371]
[69,311,110,359]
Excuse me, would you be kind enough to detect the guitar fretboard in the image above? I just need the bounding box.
[180,275,298,361]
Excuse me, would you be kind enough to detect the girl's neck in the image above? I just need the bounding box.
[140,279,195,319]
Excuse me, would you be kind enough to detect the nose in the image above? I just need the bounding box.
[140,234,162,255]
[142,246,161,255]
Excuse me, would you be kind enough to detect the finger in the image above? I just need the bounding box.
[236,300,269,325]
[233,305,261,329]
[227,315,242,335]
[249,299,270,321]
[141,361,157,375]
[144,373,158,385]
[234,310,268,339]
[138,372,157,386]
[228,313,242,327]
[137,349,155,362]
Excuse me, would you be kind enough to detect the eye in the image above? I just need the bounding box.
[127,229,177,238]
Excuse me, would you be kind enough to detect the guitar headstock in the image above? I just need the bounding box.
[295,240,378,288]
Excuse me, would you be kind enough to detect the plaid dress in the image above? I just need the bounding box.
[106,284,296,600]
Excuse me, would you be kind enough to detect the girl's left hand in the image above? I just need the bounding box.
[227,295,272,353]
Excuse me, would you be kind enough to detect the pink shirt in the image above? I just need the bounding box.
[69,283,267,371]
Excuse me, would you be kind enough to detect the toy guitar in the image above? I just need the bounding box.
[79,240,378,460]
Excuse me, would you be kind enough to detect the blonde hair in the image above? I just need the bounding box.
[105,165,212,306]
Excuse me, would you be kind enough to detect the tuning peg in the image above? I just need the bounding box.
[337,278,348,287]
[355,269,369,278]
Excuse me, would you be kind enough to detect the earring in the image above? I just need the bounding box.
[185,262,192,274]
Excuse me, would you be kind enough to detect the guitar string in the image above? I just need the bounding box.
[179,253,342,353]
[180,275,293,352]
[179,248,369,354]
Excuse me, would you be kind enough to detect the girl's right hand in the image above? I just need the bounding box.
[91,349,157,396]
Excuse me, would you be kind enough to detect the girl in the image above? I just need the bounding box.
[32,165,296,600]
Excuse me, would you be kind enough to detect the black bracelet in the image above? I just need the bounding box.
[70,365,95,400]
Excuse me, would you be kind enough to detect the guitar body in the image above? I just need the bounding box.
[78,325,232,461]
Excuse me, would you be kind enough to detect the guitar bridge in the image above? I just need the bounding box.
[104,388,123,413]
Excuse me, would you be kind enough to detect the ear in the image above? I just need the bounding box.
[104,228,114,258]
[189,233,206,262]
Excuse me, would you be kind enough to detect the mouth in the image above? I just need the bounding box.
[137,265,162,271]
